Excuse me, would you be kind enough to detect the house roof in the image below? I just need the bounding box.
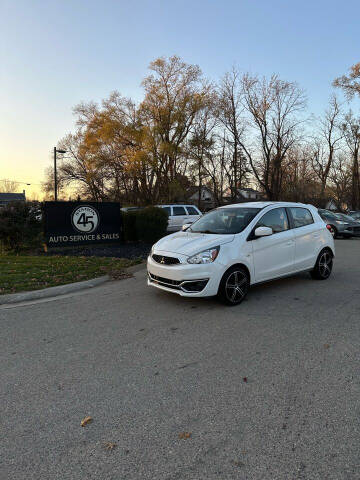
[237,187,262,194]
[187,185,213,195]
[0,192,26,203]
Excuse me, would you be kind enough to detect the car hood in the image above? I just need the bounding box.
[154,231,235,256]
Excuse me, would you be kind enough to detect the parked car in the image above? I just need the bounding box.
[333,212,360,237]
[318,209,354,238]
[147,202,335,305]
[349,211,360,221]
[120,206,144,212]
[157,205,202,232]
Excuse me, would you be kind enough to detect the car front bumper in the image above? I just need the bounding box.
[147,253,224,297]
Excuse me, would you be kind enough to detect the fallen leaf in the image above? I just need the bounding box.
[105,442,117,450]
[81,416,93,427]
[178,432,192,439]
[243,377,248,383]
[324,344,330,349]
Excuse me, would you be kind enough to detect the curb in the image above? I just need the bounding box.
[0,276,110,306]
[126,262,146,274]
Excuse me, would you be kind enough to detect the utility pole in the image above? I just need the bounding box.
[53,147,66,201]
[54,147,57,201]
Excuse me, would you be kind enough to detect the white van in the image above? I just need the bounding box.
[157,205,202,232]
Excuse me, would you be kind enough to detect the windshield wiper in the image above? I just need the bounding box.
[193,230,218,234]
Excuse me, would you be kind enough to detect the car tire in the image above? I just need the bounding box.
[310,249,333,280]
[218,266,249,306]
[328,225,338,238]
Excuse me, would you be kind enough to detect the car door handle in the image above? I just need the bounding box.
[286,241,294,245]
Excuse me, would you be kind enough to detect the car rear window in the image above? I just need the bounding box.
[186,206,199,215]
[289,207,314,228]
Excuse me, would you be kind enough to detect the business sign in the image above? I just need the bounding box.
[44,201,122,246]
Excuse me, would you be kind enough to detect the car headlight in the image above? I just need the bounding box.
[150,245,155,255]
[187,246,220,264]
[336,221,348,225]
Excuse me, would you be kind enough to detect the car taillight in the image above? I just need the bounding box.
[326,224,332,231]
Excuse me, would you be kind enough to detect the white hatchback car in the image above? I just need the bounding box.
[147,202,335,305]
[157,205,202,232]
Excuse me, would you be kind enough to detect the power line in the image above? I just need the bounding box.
[0,179,42,186]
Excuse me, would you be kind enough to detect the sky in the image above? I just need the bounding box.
[1,0,359,198]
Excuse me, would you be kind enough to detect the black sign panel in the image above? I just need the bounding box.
[44,201,122,246]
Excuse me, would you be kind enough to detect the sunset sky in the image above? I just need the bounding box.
[1,0,359,199]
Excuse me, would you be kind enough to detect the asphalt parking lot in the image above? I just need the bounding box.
[1,239,360,480]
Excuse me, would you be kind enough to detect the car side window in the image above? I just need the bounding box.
[173,206,186,216]
[256,208,289,233]
[186,206,199,215]
[289,207,314,228]
[162,206,171,215]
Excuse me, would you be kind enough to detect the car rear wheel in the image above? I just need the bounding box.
[310,249,333,280]
[218,266,249,306]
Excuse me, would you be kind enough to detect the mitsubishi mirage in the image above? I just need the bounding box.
[147,202,335,305]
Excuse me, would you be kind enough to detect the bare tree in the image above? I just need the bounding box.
[239,74,307,200]
[217,69,250,200]
[311,96,343,206]
[0,179,19,193]
[329,154,352,209]
[188,91,217,209]
[341,112,360,209]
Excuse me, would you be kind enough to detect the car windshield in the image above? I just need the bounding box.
[189,207,261,234]
[335,213,354,222]
[319,210,337,220]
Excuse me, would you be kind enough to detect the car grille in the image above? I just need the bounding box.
[152,254,180,265]
[148,273,209,293]
[148,273,181,289]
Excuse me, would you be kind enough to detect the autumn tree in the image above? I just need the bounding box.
[140,55,209,201]
[333,62,360,99]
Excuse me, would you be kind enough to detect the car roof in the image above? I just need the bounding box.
[219,201,314,209]
[156,204,198,207]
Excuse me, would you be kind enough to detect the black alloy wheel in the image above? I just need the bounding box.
[218,266,249,305]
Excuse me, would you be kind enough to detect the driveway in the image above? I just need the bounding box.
[1,240,359,479]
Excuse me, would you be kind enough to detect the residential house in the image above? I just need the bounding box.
[187,186,216,211]
[0,191,26,208]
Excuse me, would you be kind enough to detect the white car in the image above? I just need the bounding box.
[157,204,202,232]
[147,202,335,305]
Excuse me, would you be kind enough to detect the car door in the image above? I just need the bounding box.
[172,206,188,230]
[251,207,295,282]
[288,207,319,270]
[185,206,201,225]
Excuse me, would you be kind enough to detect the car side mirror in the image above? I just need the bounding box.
[182,222,193,231]
[254,226,273,237]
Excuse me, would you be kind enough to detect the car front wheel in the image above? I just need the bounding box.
[310,249,333,280]
[218,266,249,305]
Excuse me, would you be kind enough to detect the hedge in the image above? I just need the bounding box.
[122,206,168,243]
[0,201,43,252]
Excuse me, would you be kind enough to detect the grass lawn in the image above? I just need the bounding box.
[0,255,141,295]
